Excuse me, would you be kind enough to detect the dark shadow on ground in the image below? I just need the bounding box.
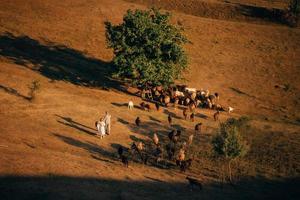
[56,115,96,136]
[51,133,116,159]
[0,175,298,200]
[0,32,131,94]
[0,84,30,100]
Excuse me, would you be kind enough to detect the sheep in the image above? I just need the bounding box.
[174,98,179,110]
[213,110,220,121]
[185,87,197,93]
[168,114,172,125]
[183,108,188,120]
[180,158,193,172]
[153,133,159,146]
[140,102,150,111]
[168,130,175,141]
[189,102,196,112]
[188,134,194,146]
[166,143,176,160]
[154,144,164,163]
[128,101,134,110]
[164,95,171,107]
[195,123,202,134]
[155,102,160,111]
[228,106,234,113]
[135,117,141,126]
[118,146,124,158]
[176,148,185,166]
[131,142,143,161]
[175,90,185,97]
[185,97,191,106]
[121,155,129,167]
[190,113,195,122]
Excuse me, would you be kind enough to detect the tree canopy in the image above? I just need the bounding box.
[105,8,188,87]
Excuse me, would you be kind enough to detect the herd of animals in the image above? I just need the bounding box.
[114,85,234,189]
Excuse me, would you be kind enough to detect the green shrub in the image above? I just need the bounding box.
[28,80,41,101]
[212,117,249,183]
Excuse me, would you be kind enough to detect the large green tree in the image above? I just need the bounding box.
[105,8,188,87]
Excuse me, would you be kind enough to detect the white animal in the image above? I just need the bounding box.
[128,101,134,110]
[228,106,234,113]
[185,87,197,93]
[175,90,185,97]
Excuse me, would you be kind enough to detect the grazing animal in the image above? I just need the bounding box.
[213,110,220,121]
[183,108,188,120]
[195,123,202,134]
[176,148,185,166]
[186,176,203,190]
[154,144,164,163]
[131,142,143,161]
[128,101,134,110]
[168,114,172,125]
[153,133,159,146]
[190,113,195,122]
[118,146,124,158]
[135,117,141,126]
[168,130,175,141]
[140,102,150,111]
[215,92,219,100]
[166,143,176,160]
[188,134,194,145]
[228,106,234,113]
[155,102,160,111]
[121,155,129,167]
[180,158,193,172]
[174,98,179,110]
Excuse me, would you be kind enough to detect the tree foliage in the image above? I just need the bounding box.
[105,8,188,87]
[212,118,248,159]
[212,117,249,183]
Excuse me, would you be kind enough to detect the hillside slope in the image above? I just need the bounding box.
[0,0,299,199]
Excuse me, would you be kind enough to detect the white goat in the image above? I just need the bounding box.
[128,101,134,110]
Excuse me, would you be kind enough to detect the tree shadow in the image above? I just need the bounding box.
[0,84,30,100]
[0,32,131,94]
[51,133,116,159]
[55,115,96,136]
[234,3,286,25]
[0,175,298,200]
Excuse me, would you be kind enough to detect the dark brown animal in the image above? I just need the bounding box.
[155,102,160,111]
[168,130,175,141]
[213,110,220,121]
[180,158,193,172]
[135,117,141,126]
[183,108,188,120]
[168,114,172,125]
[118,146,123,158]
[195,123,202,134]
[140,102,150,111]
[190,113,195,122]
[121,155,129,167]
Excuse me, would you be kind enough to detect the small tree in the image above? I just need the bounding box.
[212,118,249,183]
[27,80,40,101]
[105,8,188,87]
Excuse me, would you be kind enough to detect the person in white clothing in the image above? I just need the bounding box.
[103,111,111,135]
[96,118,106,139]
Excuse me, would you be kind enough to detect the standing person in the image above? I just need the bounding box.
[96,118,106,139]
[103,111,111,135]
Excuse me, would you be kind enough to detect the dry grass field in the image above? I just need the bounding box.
[0,0,299,199]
